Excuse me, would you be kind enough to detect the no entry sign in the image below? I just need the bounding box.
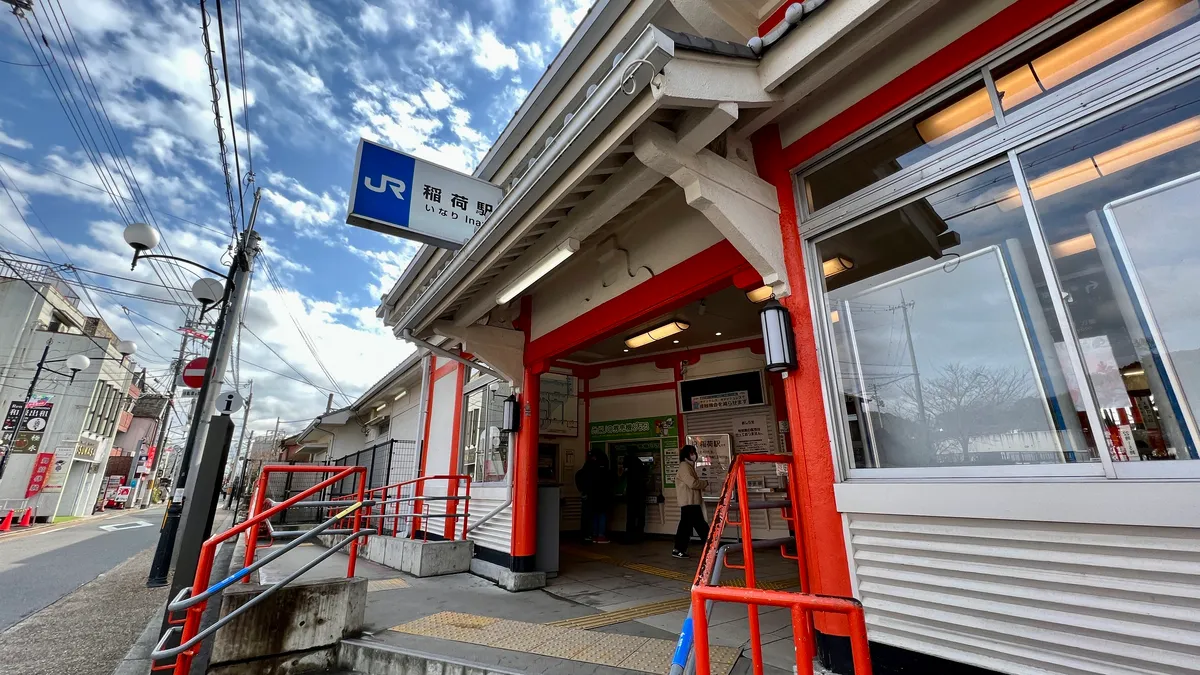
[182,357,209,389]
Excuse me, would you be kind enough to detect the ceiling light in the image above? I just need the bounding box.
[673,340,679,344]
[625,320,689,349]
[373,402,387,412]
[1050,233,1097,258]
[623,349,629,353]
[746,285,773,303]
[497,238,580,305]
[830,310,840,323]
[393,389,408,401]
[822,256,854,277]
[1123,368,1146,377]
[715,332,722,336]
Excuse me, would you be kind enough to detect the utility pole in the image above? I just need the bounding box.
[899,291,926,430]
[147,194,262,587]
[0,340,50,482]
[224,380,252,509]
[140,312,193,508]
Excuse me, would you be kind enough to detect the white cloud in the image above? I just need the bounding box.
[463,23,519,74]
[261,171,343,234]
[516,42,546,68]
[546,0,591,46]
[358,4,389,36]
[421,80,460,112]
[0,123,30,150]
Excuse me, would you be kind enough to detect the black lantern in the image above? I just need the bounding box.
[760,298,797,373]
[501,393,520,433]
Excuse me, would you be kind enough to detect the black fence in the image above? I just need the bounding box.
[328,439,418,496]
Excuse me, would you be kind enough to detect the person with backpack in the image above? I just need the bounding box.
[575,449,613,543]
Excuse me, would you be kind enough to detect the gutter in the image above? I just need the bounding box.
[401,330,505,383]
[396,25,676,336]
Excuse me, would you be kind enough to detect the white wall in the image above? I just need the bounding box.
[530,191,722,340]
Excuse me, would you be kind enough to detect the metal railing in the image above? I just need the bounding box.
[150,465,370,675]
[331,474,472,541]
[678,453,872,675]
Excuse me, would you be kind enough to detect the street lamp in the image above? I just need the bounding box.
[0,338,137,481]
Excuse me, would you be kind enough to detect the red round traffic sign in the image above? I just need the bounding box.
[182,357,209,389]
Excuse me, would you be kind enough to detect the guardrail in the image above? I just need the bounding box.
[678,453,872,675]
[331,474,471,541]
[151,465,370,675]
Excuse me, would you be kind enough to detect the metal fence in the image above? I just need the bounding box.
[328,439,418,496]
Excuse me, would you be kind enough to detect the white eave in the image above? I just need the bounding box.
[393,25,678,337]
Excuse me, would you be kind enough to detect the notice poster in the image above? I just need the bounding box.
[734,413,772,454]
[42,445,75,493]
[690,391,750,411]
[539,373,579,436]
[686,434,732,499]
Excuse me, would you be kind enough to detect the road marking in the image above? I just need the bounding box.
[99,520,152,532]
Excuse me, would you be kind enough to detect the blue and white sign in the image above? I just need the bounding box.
[347,139,503,249]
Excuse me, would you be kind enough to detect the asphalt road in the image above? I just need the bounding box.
[0,509,164,632]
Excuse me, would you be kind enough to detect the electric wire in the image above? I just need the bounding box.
[197,0,240,238]
[213,0,245,232]
[241,323,330,398]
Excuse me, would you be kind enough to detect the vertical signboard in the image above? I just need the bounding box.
[346,139,503,249]
[25,452,54,497]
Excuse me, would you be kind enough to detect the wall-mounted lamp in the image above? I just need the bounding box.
[760,299,797,373]
[624,320,689,349]
[745,285,773,303]
[501,394,520,433]
[393,389,408,401]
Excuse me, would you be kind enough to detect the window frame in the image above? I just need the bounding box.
[459,373,510,485]
[798,0,1200,482]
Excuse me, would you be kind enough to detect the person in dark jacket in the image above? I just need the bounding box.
[622,453,647,544]
[575,450,613,543]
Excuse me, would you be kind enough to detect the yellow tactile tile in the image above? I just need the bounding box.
[483,622,565,652]
[571,632,650,667]
[528,626,604,660]
[617,642,675,673]
[366,577,410,592]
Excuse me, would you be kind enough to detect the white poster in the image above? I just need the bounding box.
[539,373,578,436]
[686,434,731,499]
[691,391,750,411]
[733,413,772,454]
[42,445,75,493]
[1079,335,1133,410]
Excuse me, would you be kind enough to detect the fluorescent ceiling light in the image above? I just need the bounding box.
[625,320,689,349]
[497,238,580,305]
[373,402,387,411]
[830,309,840,323]
[822,256,854,277]
[393,389,408,401]
[1050,233,1097,258]
[746,285,773,303]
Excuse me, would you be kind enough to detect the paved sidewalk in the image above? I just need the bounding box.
[0,546,168,675]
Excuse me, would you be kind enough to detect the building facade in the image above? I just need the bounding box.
[368,1,1200,673]
[0,261,139,519]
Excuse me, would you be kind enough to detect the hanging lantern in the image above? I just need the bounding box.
[760,298,797,373]
[501,394,520,433]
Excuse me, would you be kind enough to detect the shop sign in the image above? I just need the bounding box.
[690,391,750,411]
[75,441,98,462]
[25,452,54,497]
[3,399,54,432]
[42,445,75,493]
[347,138,502,249]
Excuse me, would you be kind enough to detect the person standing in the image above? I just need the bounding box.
[673,444,709,558]
[575,449,613,543]
[622,453,647,544]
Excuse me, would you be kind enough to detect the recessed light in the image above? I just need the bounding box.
[623,349,629,353]
[673,340,679,344]
[715,332,722,336]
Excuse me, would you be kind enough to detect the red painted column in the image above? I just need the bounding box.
[753,125,853,635]
[511,362,541,570]
[444,364,466,539]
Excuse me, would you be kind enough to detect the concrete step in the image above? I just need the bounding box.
[339,638,527,674]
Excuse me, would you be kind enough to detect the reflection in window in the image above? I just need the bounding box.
[1020,78,1200,462]
[804,82,997,212]
[994,0,1199,114]
[819,165,1098,469]
[461,379,512,482]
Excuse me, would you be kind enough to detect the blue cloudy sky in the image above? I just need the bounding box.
[0,0,590,439]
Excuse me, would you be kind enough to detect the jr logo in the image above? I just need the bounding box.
[363,174,407,200]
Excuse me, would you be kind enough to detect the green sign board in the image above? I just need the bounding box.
[590,415,679,488]
[589,415,678,441]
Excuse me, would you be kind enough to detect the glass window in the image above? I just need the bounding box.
[461,379,512,482]
[993,0,1200,115]
[818,164,1099,469]
[1019,78,1200,462]
[805,82,997,212]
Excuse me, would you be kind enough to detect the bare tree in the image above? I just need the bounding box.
[903,362,1032,454]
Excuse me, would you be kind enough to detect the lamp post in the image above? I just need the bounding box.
[136,190,261,590]
[0,338,136,482]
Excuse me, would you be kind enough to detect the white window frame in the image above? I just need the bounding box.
[797,0,1200,482]
[460,373,509,485]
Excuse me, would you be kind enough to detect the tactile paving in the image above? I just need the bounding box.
[366,577,410,592]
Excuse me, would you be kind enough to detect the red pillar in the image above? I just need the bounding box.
[511,362,541,571]
[753,125,853,635]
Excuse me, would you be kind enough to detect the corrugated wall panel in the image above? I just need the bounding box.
[467,493,512,555]
[848,514,1200,675]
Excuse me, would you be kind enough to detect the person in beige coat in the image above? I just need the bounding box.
[672,444,709,558]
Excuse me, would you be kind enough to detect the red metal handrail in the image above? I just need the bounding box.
[157,465,367,675]
[688,454,871,675]
[331,474,472,541]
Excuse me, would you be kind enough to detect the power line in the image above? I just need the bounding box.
[213,0,245,232]
[241,323,329,397]
[0,57,44,66]
[198,0,240,237]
